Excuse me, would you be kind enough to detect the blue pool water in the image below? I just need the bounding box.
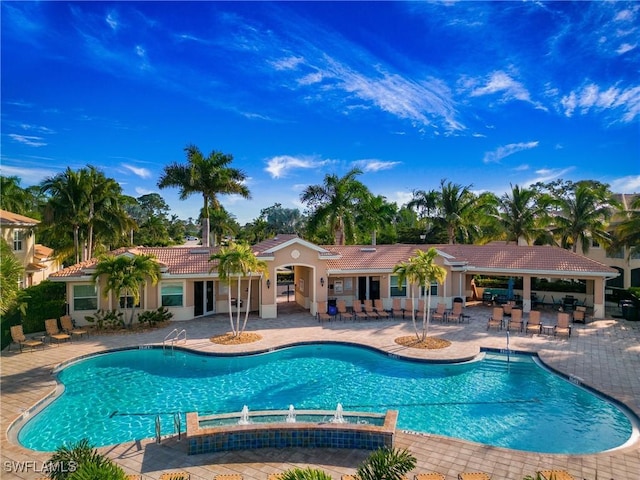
[17,343,636,453]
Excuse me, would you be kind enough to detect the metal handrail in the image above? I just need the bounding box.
[163,328,187,350]
[163,328,179,348]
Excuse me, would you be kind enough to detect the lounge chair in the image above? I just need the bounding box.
[60,315,88,338]
[316,301,332,322]
[507,308,523,332]
[404,298,415,318]
[448,302,463,323]
[267,475,283,480]
[159,473,191,480]
[572,306,587,324]
[214,475,241,480]
[526,310,541,335]
[391,298,405,319]
[362,299,380,319]
[458,473,490,480]
[538,470,575,480]
[353,303,368,320]
[431,302,447,322]
[45,318,71,345]
[415,474,446,480]
[487,307,503,330]
[336,300,353,321]
[341,476,357,480]
[502,302,513,317]
[125,475,142,480]
[373,299,390,318]
[10,325,44,352]
[555,312,572,337]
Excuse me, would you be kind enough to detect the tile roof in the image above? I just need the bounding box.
[0,209,40,226]
[50,240,618,280]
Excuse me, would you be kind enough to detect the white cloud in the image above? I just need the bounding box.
[8,134,46,147]
[524,167,574,186]
[513,164,529,172]
[106,12,118,30]
[270,56,304,71]
[470,71,531,103]
[610,175,640,193]
[134,187,156,196]
[352,159,401,173]
[264,155,331,179]
[561,83,640,122]
[0,164,57,184]
[617,43,636,55]
[483,141,539,164]
[122,164,152,178]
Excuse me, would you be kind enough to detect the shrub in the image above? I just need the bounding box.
[84,309,124,330]
[356,446,417,480]
[137,307,173,328]
[47,438,126,480]
[280,467,333,480]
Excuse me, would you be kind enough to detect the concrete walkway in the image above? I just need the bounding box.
[2,304,639,480]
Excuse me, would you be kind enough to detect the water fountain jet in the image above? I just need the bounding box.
[238,405,251,425]
[286,404,296,423]
[331,403,345,423]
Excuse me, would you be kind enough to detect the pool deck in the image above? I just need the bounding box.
[2,304,639,480]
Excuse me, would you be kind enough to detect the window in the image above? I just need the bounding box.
[73,284,98,311]
[13,230,23,251]
[420,282,439,296]
[119,295,141,309]
[390,276,406,297]
[606,247,625,259]
[161,283,183,307]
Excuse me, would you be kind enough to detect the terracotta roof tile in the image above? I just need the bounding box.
[0,209,40,226]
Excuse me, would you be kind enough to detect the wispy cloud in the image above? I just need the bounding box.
[0,164,57,184]
[469,71,531,103]
[610,175,640,193]
[8,134,47,147]
[270,56,304,71]
[105,12,119,30]
[134,187,156,196]
[352,159,401,173]
[560,83,640,122]
[524,167,574,186]
[265,155,332,179]
[122,164,152,178]
[483,141,539,164]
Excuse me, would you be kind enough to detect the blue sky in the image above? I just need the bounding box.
[2,1,639,225]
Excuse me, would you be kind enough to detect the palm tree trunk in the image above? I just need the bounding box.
[202,195,210,247]
[423,288,433,341]
[73,225,80,264]
[410,285,419,340]
[227,285,235,336]
[235,275,242,336]
[241,273,252,334]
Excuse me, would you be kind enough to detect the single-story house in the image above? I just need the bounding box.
[49,234,619,323]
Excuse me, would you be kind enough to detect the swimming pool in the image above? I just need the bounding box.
[16,343,637,454]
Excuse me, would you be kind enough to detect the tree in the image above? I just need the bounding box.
[259,203,305,236]
[91,253,161,327]
[614,195,640,258]
[158,145,250,247]
[495,184,546,245]
[435,179,479,244]
[0,176,28,214]
[300,168,370,245]
[393,248,446,341]
[357,194,397,245]
[48,438,127,480]
[356,447,417,480]
[209,242,268,337]
[0,238,24,315]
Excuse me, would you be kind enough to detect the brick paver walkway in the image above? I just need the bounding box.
[2,304,639,480]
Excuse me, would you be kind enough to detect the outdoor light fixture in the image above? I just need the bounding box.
[320,277,325,287]
[266,279,271,289]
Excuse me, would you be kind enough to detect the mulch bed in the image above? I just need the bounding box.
[210,332,263,345]
[394,335,451,349]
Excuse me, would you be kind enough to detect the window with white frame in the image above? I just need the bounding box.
[420,282,438,296]
[13,230,23,251]
[120,294,141,309]
[73,284,98,311]
[390,275,406,297]
[161,283,183,307]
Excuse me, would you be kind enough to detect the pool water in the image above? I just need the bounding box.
[17,344,636,453]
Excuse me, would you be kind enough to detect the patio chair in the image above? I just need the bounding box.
[353,302,368,320]
[431,302,447,322]
[507,308,523,332]
[60,315,88,338]
[487,307,503,330]
[555,312,572,337]
[415,474,446,480]
[341,476,357,480]
[538,470,575,480]
[447,301,463,323]
[415,299,426,319]
[362,299,381,319]
[267,475,283,480]
[502,302,513,317]
[214,475,241,480]
[159,473,191,480]
[336,300,353,321]
[458,473,490,480]
[45,318,71,345]
[373,299,390,319]
[391,298,405,319]
[316,301,332,322]
[9,325,44,352]
[572,305,587,324]
[125,475,142,480]
[526,310,541,335]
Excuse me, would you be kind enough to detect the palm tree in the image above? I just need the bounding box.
[91,253,161,327]
[436,179,479,244]
[551,181,618,253]
[496,184,546,245]
[209,242,268,337]
[358,194,397,245]
[0,238,24,315]
[0,176,28,214]
[614,195,640,258]
[300,168,369,245]
[158,145,250,247]
[356,446,417,480]
[393,248,446,341]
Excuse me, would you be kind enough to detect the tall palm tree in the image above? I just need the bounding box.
[209,242,268,337]
[0,238,24,315]
[91,253,161,326]
[358,194,397,245]
[300,168,369,245]
[551,181,618,253]
[0,176,28,214]
[84,166,124,259]
[158,145,250,247]
[411,248,447,340]
[614,195,640,258]
[496,184,546,245]
[392,257,422,340]
[436,179,479,244]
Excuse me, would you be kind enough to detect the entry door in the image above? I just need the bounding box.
[370,277,380,300]
[194,282,204,317]
[206,281,215,313]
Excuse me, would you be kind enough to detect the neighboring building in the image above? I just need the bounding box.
[0,209,61,287]
[50,234,618,323]
[582,193,640,290]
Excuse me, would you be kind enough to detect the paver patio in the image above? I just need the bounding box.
[2,304,639,480]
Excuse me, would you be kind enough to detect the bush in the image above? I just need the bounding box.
[137,307,173,327]
[356,446,417,480]
[47,438,126,480]
[84,309,124,330]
